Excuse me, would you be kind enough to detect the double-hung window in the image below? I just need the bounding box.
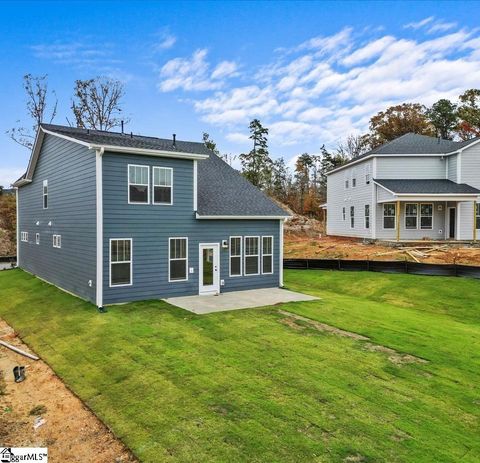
[345,179,349,189]
[405,203,418,229]
[43,180,48,209]
[262,236,273,274]
[476,204,480,230]
[128,165,149,204]
[364,205,370,229]
[229,236,242,277]
[110,239,132,286]
[244,236,259,275]
[383,203,396,229]
[53,234,62,248]
[153,167,173,205]
[169,238,188,281]
[350,206,354,229]
[36,233,40,245]
[21,231,28,242]
[420,204,433,229]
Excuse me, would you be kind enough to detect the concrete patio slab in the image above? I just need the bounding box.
[164,287,318,314]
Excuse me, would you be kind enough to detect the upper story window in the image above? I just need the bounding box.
[128,165,149,204]
[352,170,357,188]
[153,167,173,205]
[345,178,349,189]
[229,236,242,277]
[420,204,433,230]
[365,165,371,184]
[383,203,396,229]
[53,234,62,248]
[43,180,48,209]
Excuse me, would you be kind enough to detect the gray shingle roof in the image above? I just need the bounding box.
[41,123,213,155]
[40,124,289,217]
[375,179,480,195]
[197,150,288,216]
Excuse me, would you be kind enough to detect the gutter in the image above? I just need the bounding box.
[196,213,290,220]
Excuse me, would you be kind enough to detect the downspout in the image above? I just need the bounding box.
[96,147,104,309]
[279,219,285,287]
[15,187,19,267]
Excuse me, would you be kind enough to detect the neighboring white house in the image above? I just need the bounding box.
[326,133,480,241]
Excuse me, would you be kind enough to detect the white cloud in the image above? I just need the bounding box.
[154,34,176,51]
[225,132,250,144]
[165,20,480,150]
[427,21,457,34]
[158,49,239,92]
[0,168,24,187]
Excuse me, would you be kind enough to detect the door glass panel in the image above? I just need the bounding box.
[202,248,214,285]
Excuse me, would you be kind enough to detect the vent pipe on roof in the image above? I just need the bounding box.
[121,120,124,134]
[130,132,133,139]
[172,133,176,148]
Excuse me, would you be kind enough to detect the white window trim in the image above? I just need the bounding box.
[229,236,243,277]
[128,164,150,205]
[168,237,188,282]
[420,203,434,230]
[152,166,173,205]
[261,236,274,275]
[405,203,419,230]
[21,231,28,242]
[36,233,40,245]
[350,206,355,229]
[52,234,62,248]
[364,205,370,229]
[43,179,48,209]
[244,236,260,276]
[109,238,133,287]
[382,203,396,230]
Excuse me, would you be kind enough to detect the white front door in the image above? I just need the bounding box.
[199,243,220,295]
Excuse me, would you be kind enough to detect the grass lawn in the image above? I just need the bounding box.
[0,269,479,462]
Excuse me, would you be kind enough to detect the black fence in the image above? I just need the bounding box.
[284,258,480,279]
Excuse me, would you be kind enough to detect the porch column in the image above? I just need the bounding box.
[396,200,400,242]
[474,201,477,242]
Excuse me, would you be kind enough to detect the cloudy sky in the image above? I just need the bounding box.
[1,0,479,185]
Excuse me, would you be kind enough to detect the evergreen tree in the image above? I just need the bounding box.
[426,99,458,140]
[457,89,480,140]
[202,132,220,156]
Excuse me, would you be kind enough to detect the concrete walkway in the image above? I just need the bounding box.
[164,287,318,314]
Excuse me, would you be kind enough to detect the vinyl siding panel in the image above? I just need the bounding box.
[460,143,480,189]
[326,160,374,239]
[376,156,445,179]
[447,154,457,182]
[17,134,97,302]
[102,153,280,304]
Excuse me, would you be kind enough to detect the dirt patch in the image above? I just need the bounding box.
[278,310,427,365]
[284,234,480,266]
[0,318,137,462]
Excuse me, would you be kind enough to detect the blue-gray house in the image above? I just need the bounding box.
[14,124,289,308]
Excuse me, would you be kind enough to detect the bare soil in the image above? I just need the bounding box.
[0,319,137,462]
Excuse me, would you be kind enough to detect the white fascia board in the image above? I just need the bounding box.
[372,181,397,196]
[13,178,32,187]
[90,144,209,160]
[377,194,479,203]
[196,213,290,220]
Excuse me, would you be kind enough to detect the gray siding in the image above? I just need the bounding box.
[326,160,374,238]
[18,134,97,302]
[459,143,480,239]
[376,156,445,179]
[102,153,280,304]
[447,154,457,182]
[375,202,446,240]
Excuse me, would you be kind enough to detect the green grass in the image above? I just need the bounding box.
[0,269,479,462]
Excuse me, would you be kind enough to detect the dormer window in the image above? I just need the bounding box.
[43,180,48,209]
[128,165,149,204]
[153,167,173,205]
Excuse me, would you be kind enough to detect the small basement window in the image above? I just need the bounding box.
[153,167,173,205]
[244,236,259,275]
[229,236,242,277]
[169,237,188,281]
[262,236,273,274]
[128,165,149,204]
[110,239,132,286]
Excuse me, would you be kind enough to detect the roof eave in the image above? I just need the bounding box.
[91,144,209,160]
[196,213,290,220]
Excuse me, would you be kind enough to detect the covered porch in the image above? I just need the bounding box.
[374,179,480,242]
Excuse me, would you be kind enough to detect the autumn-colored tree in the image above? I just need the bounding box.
[426,99,458,140]
[457,89,480,140]
[364,103,434,149]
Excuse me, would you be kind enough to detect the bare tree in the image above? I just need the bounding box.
[71,77,127,130]
[337,134,369,159]
[7,74,58,149]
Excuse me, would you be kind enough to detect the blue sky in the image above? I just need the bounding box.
[1,0,480,186]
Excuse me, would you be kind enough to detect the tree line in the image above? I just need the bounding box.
[219,89,480,218]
